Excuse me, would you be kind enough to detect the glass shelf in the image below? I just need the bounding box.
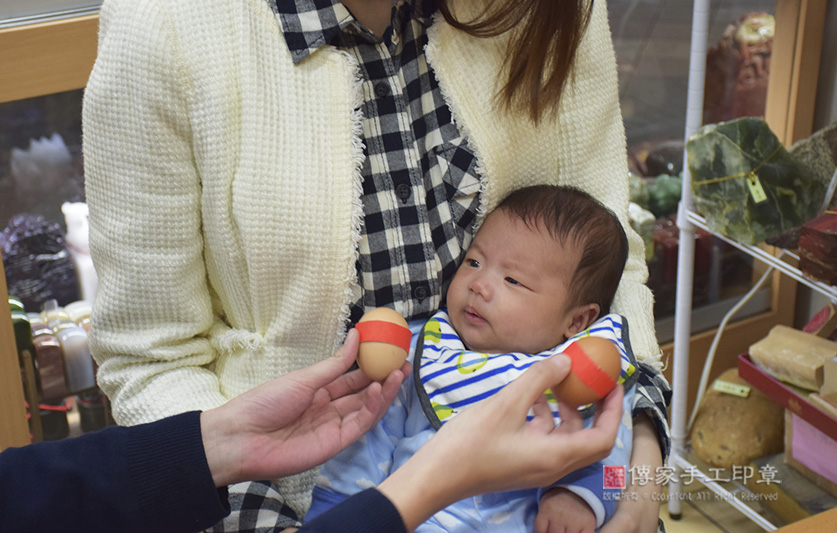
[673,446,780,531]
[686,211,837,303]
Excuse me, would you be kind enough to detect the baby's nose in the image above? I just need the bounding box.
[470,275,492,299]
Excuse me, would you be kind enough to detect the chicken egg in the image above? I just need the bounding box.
[552,336,621,408]
[356,307,411,381]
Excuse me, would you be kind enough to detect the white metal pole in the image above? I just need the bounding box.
[668,0,710,519]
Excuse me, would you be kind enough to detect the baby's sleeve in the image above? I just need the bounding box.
[307,323,428,522]
[306,384,410,521]
[538,384,636,528]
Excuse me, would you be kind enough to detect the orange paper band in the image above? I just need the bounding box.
[356,320,412,352]
[563,341,618,399]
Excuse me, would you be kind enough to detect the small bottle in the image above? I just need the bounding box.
[27,312,46,328]
[44,299,96,394]
[39,399,70,441]
[77,388,108,433]
[32,323,70,401]
[9,295,25,313]
[54,322,96,394]
[65,300,92,332]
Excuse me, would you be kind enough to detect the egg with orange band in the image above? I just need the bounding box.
[552,336,621,408]
[355,308,411,381]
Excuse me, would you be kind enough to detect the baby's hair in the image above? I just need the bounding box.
[496,185,628,314]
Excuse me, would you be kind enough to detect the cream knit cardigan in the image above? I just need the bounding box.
[83,0,659,512]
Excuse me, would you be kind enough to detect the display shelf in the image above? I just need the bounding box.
[673,446,780,531]
[668,0,829,528]
[687,213,837,303]
[0,10,99,448]
[670,210,837,530]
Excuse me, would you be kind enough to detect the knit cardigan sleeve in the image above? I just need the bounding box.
[83,0,227,425]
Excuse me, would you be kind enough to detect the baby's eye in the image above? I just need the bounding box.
[467,259,480,268]
[505,277,521,286]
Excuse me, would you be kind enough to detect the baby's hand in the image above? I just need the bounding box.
[535,487,597,533]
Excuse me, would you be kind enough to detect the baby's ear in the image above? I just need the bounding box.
[564,303,600,337]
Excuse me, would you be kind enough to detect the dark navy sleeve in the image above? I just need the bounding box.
[299,488,407,533]
[0,410,229,533]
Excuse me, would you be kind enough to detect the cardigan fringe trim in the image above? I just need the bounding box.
[209,324,263,354]
[337,49,367,346]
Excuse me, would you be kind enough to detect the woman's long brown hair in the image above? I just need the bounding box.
[437,0,594,123]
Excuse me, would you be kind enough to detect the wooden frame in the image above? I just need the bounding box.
[0,14,98,104]
[659,0,826,417]
[0,14,98,450]
[0,251,29,450]
[766,0,829,146]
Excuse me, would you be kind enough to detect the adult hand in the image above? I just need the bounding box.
[599,413,663,533]
[379,354,624,530]
[201,329,407,487]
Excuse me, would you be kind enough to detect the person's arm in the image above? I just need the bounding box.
[275,354,620,533]
[0,411,226,533]
[600,413,664,533]
[84,0,225,426]
[535,388,637,532]
[305,374,410,521]
[0,346,620,533]
[375,355,624,531]
[199,329,405,486]
[0,330,403,533]
[600,362,672,533]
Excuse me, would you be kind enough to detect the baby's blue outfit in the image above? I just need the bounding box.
[307,311,637,531]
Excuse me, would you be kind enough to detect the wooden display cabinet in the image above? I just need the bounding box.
[0,13,98,450]
[660,0,828,421]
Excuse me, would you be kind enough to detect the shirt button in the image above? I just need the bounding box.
[395,183,411,201]
[413,285,428,302]
[374,82,390,97]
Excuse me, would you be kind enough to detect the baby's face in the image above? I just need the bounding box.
[446,209,581,354]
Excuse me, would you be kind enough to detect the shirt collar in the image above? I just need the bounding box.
[271,0,436,64]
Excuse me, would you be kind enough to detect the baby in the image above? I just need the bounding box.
[308,185,638,532]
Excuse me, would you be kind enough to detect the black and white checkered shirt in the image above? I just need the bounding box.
[273,0,480,327]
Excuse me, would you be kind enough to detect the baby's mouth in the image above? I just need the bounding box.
[463,306,487,324]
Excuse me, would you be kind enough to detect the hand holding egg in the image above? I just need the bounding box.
[355,308,411,381]
[552,336,621,408]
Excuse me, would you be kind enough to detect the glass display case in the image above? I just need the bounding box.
[608,0,808,416]
[0,9,98,450]
[611,0,778,331]
[664,0,830,528]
